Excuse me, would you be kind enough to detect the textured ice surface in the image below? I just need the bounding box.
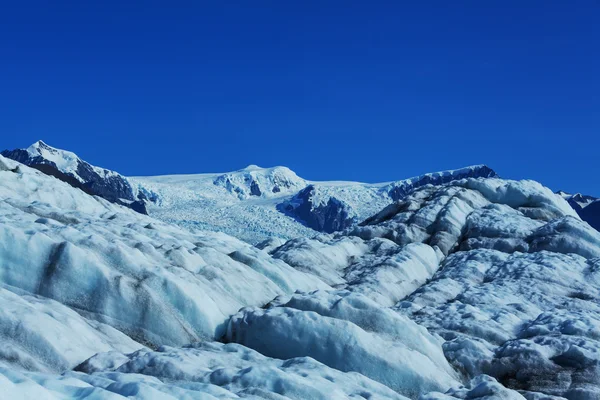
[2,152,600,400]
[0,155,327,351]
[133,165,496,243]
[226,290,460,398]
[1,342,409,399]
[213,165,307,199]
[422,375,526,400]
[397,231,600,398]
[0,286,143,373]
[269,178,600,399]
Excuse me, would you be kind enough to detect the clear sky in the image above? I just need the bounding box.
[1,1,598,195]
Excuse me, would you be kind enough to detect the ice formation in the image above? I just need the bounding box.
[1,149,599,400]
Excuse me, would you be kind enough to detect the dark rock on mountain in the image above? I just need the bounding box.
[558,191,600,231]
[1,141,147,214]
[279,185,356,233]
[579,200,600,231]
[386,164,498,201]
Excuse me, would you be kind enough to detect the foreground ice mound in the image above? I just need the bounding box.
[273,237,442,306]
[271,179,581,307]
[0,155,327,352]
[226,290,460,398]
[2,342,408,399]
[422,375,526,400]
[267,178,600,399]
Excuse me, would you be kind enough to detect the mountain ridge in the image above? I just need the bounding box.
[5,141,598,245]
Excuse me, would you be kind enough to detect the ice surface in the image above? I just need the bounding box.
[269,177,600,399]
[422,375,526,400]
[0,155,327,352]
[213,165,307,199]
[0,286,143,373]
[398,249,600,399]
[226,290,460,398]
[1,342,409,399]
[132,165,496,243]
[2,151,600,400]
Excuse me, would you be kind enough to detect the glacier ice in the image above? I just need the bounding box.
[0,155,327,350]
[226,290,460,398]
[2,342,409,399]
[132,162,499,243]
[0,286,143,373]
[1,151,600,400]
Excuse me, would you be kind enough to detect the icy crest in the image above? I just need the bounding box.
[213,165,307,199]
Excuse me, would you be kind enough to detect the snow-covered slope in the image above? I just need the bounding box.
[558,191,598,211]
[262,178,600,399]
[3,141,499,243]
[0,154,327,352]
[134,164,497,243]
[2,141,148,214]
[213,164,307,199]
[0,154,462,399]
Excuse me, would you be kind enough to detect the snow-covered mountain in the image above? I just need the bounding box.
[1,141,148,214]
[558,191,600,231]
[133,162,498,243]
[2,145,600,399]
[2,141,500,243]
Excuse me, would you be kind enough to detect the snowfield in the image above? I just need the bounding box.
[131,163,497,244]
[1,151,600,400]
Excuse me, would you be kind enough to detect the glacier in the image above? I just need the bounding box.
[1,146,600,400]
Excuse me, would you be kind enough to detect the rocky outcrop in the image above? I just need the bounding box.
[1,141,147,214]
[558,191,600,231]
[279,184,357,233]
[385,164,498,201]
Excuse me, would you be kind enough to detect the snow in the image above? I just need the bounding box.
[273,237,442,306]
[25,140,120,182]
[213,165,307,199]
[26,140,81,177]
[558,191,598,210]
[130,172,321,244]
[268,177,600,399]
[397,248,600,399]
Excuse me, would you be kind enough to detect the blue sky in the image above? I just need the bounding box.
[1,1,598,195]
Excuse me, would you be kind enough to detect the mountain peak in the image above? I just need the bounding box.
[2,141,144,211]
[24,140,80,173]
[242,164,262,171]
[214,165,306,199]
